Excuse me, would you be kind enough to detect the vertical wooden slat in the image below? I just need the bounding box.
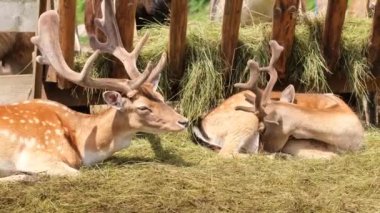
[369,0,380,77]
[56,0,76,89]
[112,0,137,79]
[168,0,188,84]
[221,0,243,80]
[272,0,299,79]
[322,0,347,72]
[33,0,48,99]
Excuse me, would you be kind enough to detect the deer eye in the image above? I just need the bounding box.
[137,106,152,112]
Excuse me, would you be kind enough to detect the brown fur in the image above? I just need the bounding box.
[0,84,187,180]
[0,32,34,75]
[193,89,362,159]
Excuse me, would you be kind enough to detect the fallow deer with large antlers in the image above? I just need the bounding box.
[193,40,364,159]
[0,0,188,182]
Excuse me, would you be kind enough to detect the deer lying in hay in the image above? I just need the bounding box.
[193,41,364,159]
[0,0,188,182]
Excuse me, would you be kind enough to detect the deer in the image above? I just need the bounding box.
[193,40,364,159]
[235,42,364,159]
[0,0,188,182]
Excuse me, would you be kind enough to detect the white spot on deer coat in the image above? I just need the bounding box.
[55,129,64,136]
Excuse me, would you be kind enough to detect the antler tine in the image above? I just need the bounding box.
[234,59,260,90]
[259,40,284,106]
[32,10,152,97]
[88,0,123,53]
[268,40,284,68]
[147,52,167,83]
[88,0,149,80]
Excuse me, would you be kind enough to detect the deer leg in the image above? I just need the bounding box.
[218,132,258,158]
[282,139,338,160]
[0,173,38,183]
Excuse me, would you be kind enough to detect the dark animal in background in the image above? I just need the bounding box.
[0,32,34,75]
[136,0,171,29]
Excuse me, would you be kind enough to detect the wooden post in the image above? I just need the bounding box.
[369,0,380,77]
[221,0,243,80]
[322,0,347,72]
[112,0,137,79]
[33,0,48,99]
[46,0,76,89]
[272,0,299,79]
[168,0,188,85]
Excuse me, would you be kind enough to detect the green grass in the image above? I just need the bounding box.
[0,130,379,212]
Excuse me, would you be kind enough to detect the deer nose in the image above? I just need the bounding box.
[178,119,189,128]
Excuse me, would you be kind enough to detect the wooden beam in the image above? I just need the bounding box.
[33,0,47,99]
[322,0,347,72]
[272,0,299,79]
[168,0,188,85]
[55,0,76,89]
[112,0,137,79]
[221,0,243,80]
[369,0,380,77]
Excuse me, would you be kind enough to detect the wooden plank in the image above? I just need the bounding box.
[322,0,347,72]
[221,0,243,80]
[168,0,188,84]
[272,0,299,79]
[55,0,76,89]
[369,0,380,77]
[0,74,34,104]
[112,0,137,79]
[33,0,47,99]
[0,0,39,32]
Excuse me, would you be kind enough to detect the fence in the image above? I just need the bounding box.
[33,0,380,104]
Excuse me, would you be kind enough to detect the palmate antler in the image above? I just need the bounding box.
[88,0,165,83]
[234,40,284,117]
[32,0,166,96]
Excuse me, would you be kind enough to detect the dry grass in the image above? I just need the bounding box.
[75,17,374,123]
[0,130,379,212]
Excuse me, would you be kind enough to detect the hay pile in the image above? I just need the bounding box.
[1,130,379,212]
[75,17,374,122]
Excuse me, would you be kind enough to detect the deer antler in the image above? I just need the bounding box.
[259,40,284,107]
[234,60,262,112]
[88,0,166,81]
[31,10,152,96]
[235,40,284,117]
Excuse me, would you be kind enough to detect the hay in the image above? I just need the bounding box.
[74,17,374,121]
[0,130,379,212]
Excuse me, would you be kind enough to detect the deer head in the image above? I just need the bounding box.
[31,0,188,133]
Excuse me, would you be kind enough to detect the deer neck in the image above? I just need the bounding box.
[70,108,136,166]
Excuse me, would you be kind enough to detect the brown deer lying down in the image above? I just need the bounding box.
[193,41,364,159]
[0,0,188,182]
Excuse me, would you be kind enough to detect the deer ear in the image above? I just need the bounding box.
[263,111,281,125]
[280,84,295,103]
[103,91,125,110]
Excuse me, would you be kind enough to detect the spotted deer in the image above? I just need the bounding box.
[0,0,188,182]
[193,40,364,159]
